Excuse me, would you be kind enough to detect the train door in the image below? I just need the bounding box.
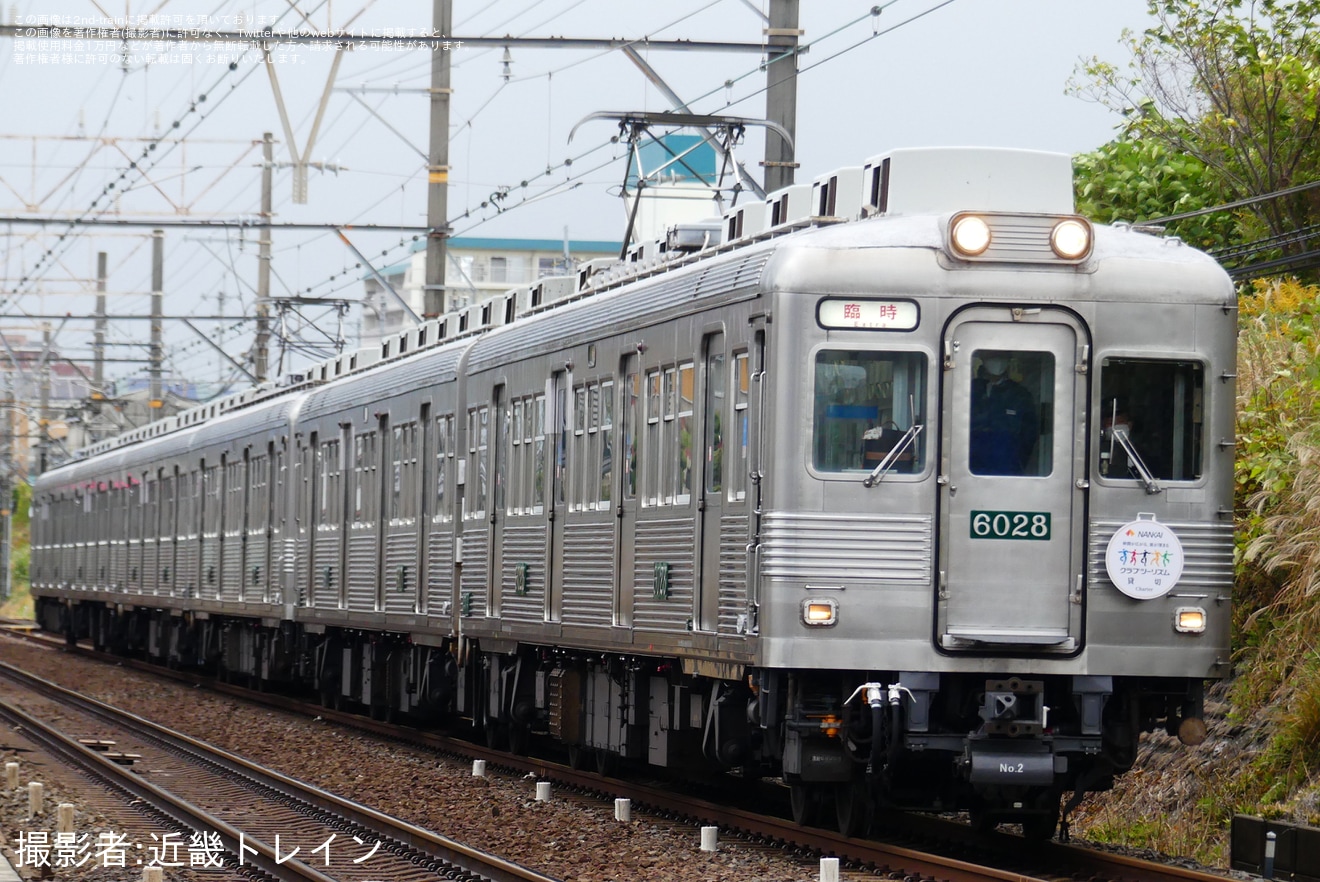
[545,370,568,623]
[269,440,283,605]
[615,356,639,627]
[201,460,220,599]
[416,404,431,615]
[338,424,353,610]
[488,385,506,618]
[937,308,1087,651]
[160,468,176,598]
[373,414,390,613]
[695,331,725,632]
[301,434,317,607]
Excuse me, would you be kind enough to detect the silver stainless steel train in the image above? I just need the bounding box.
[30,147,1236,839]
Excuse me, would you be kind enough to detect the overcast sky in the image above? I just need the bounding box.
[0,0,1153,388]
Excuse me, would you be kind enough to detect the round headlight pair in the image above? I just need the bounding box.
[950,214,1092,261]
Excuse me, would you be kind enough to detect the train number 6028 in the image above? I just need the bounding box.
[969,510,1051,541]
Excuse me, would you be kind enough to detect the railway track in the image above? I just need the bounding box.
[0,657,560,882]
[1,625,1239,882]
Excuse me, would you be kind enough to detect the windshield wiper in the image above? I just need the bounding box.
[862,424,922,488]
[1109,427,1162,494]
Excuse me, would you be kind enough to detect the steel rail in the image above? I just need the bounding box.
[0,659,561,882]
[0,698,339,882]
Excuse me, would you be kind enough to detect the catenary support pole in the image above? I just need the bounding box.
[93,251,107,410]
[149,229,164,420]
[763,0,799,193]
[424,0,453,319]
[255,132,273,383]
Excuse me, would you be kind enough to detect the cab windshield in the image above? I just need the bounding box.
[813,350,926,473]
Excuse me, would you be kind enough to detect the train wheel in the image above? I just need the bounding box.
[834,782,871,838]
[567,745,590,770]
[484,721,507,751]
[1021,797,1060,841]
[594,748,618,777]
[319,679,339,710]
[968,808,995,834]
[507,722,530,756]
[789,783,817,827]
[1022,812,1057,842]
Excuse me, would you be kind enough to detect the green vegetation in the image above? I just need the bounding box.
[0,482,32,621]
[1233,279,1320,807]
[1070,0,1320,860]
[1072,280,1320,864]
[1070,0,1320,266]
[1074,132,1239,252]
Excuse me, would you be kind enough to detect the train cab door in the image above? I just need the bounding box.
[937,307,1088,652]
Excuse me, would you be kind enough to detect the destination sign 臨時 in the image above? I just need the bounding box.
[817,299,918,330]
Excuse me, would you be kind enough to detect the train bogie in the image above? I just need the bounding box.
[32,146,1234,838]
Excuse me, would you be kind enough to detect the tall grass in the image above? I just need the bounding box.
[1236,280,1320,707]
[1080,278,1320,862]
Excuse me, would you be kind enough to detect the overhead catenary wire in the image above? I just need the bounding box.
[2,54,266,305]
[3,0,339,389]
[107,0,947,352]
[3,0,346,306]
[11,1,950,398]
[297,2,943,304]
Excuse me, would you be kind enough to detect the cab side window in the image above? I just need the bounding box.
[1099,358,1204,481]
[812,350,926,473]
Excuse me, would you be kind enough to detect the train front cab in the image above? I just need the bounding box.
[761,219,1235,837]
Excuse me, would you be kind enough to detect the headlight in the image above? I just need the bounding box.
[1050,218,1092,260]
[1174,607,1206,634]
[802,597,838,627]
[950,214,991,256]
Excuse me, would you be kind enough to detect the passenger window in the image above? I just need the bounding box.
[675,364,694,504]
[390,423,418,522]
[465,407,489,520]
[316,441,338,527]
[572,386,588,511]
[250,457,268,532]
[353,432,379,523]
[532,396,545,513]
[1099,358,1204,481]
[509,400,525,515]
[705,345,725,495]
[434,415,453,523]
[600,380,613,506]
[643,370,661,506]
[730,352,750,502]
[812,350,926,473]
[392,427,405,520]
[969,350,1053,478]
[622,368,639,501]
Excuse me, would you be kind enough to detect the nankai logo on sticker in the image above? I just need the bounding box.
[1104,515,1185,600]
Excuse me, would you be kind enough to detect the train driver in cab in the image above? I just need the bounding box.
[970,351,1039,476]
